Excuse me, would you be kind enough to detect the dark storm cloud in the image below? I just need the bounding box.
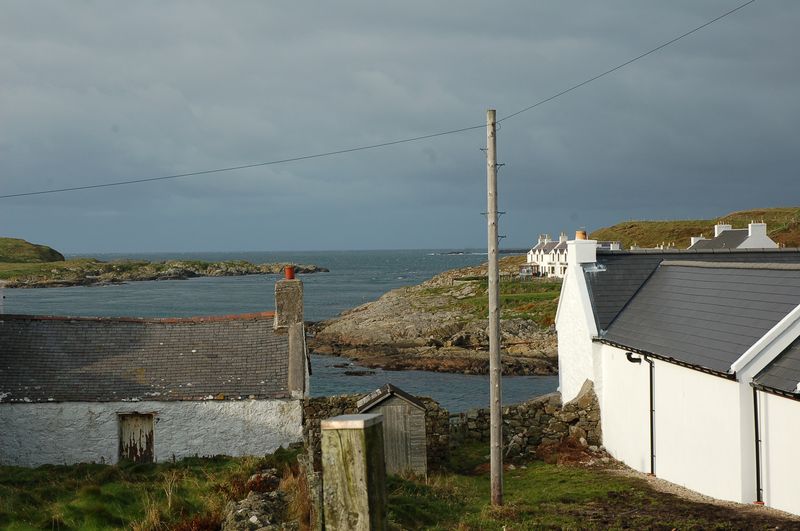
[1,1,798,252]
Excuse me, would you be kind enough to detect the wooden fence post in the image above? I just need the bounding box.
[321,414,387,530]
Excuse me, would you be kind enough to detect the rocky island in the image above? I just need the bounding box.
[309,255,560,376]
[0,258,328,288]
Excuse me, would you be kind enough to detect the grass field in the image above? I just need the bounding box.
[450,278,562,327]
[2,443,796,530]
[387,442,799,530]
[0,449,299,531]
[590,206,800,248]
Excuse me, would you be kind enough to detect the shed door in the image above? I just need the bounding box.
[383,405,412,475]
[119,413,154,463]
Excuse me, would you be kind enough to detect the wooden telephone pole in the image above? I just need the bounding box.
[486,109,503,506]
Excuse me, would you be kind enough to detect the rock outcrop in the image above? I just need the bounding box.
[309,256,559,375]
[3,260,328,288]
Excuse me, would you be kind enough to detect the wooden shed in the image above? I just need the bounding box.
[357,384,427,476]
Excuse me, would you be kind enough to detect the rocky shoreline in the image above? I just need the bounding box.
[2,259,328,288]
[308,256,560,376]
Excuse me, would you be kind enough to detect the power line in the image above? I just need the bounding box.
[497,0,756,122]
[0,124,485,199]
[0,0,755,201]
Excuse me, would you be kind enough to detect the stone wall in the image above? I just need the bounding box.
[303,394,450,472]
[450,380,601,461]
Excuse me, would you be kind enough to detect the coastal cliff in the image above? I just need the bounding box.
[309,256,560,376]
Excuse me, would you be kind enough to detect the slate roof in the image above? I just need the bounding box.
[601,262,800,374]
[0,312,291,403]
[690,229,749,250]
[586,249,800,331]
[753,337,800,396]
[357,383,426,412]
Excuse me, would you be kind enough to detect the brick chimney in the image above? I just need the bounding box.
[274,267,306,398]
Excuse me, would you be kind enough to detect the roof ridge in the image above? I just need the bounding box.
[0,311,275,324]
[661,261,800,271]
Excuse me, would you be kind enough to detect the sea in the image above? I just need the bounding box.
[4,250,558,412]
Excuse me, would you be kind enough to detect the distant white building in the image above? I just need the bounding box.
[689,222,779,250]
[525,232,620,279]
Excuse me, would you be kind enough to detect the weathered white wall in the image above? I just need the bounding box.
[556,265,598,403]
[599,345,650,473]
[0,399,303,467]
[654,361,744,503]
[760,391,800,515]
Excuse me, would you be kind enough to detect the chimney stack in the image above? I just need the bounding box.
[714,224,732,238]
[275,267,306,398]
[748,222,767,238]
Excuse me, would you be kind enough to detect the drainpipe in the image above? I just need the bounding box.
[753,387,764,504]
[626,352,655,475]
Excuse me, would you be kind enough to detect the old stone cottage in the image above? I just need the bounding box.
[0,275,308,467]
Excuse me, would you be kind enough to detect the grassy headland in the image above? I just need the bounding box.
[0,237,64,263]
[590,206,800,248]
[310,255,561,375]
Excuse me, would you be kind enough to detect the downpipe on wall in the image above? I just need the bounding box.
[753,387,764,505]
[626,352,655,475]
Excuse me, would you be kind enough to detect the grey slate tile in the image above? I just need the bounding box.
[602,264,800,373]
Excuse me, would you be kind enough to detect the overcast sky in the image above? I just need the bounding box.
[1,1,798,253]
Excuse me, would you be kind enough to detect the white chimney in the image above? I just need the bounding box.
[748,222,767,238]
[690,235,706,246]
[714,224,732,238]
[559,232,568,243]
[568,232,597,266]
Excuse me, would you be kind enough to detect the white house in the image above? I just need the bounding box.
[556,238,800,516]
[689,222,779,249]
[0,273,309,467]
[526,233,621,279]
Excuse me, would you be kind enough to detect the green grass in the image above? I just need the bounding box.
[0,448,300,531]
[590,206,800,249]
[387,443,796,530]
[0,237,64,263]
[454,279,562,326]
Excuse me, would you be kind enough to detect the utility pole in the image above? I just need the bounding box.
[486,109,503,506]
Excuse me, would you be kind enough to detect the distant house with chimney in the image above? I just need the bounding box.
[0,271,309,467]
[688,222,779,250]
[524,232,621,279]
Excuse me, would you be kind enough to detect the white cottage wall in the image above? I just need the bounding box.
[654,361,744,503]
[599,345,651,473]
[556,266,598,403]
[0,399,303,467]
[759,392,800,515]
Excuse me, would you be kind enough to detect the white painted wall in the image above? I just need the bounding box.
[599,345,650,473]
[556,268,598,403]
[0,399,303,467]
[556,239,600,403]
[759,391,800,515]
[653,361,744,503]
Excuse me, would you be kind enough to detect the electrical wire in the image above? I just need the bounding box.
[0,0,755,200]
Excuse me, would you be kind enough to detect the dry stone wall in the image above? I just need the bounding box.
[450,380,601,461]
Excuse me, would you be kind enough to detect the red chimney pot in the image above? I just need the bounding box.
[284,266,295,280]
